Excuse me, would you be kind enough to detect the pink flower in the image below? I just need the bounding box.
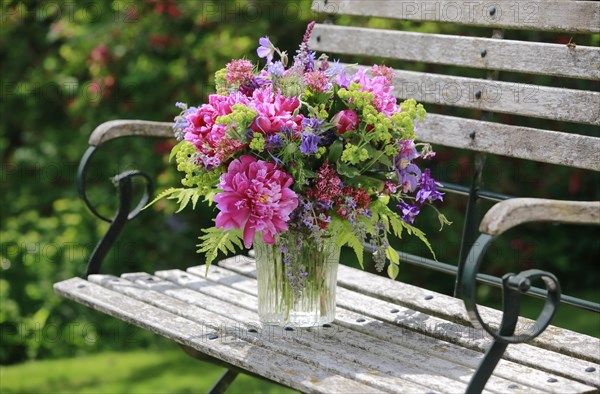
[225,59,253,85]
[348,68,399,116]
[304,70,330,92]
[308,162,342,204]
[248,86,304,135]
[371,65,394,86]
[331,109,359,134]
[184,92,248,156]
[214,155,299,248]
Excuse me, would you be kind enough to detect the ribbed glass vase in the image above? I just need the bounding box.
[254,231,340,327]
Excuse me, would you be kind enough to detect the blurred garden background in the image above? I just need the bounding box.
[1,0,598,392]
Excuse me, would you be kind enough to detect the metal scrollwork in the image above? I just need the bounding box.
[461,234,561,393]
[77,145,154,276]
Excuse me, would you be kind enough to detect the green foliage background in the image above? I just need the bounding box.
[1,0,598,367]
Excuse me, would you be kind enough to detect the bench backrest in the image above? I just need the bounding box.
[308,0,600,310]
[309,0,600,171]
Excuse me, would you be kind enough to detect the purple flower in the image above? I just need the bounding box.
[416,169,444,204]
[173,105,196,140]
[394,140,422,192]
[280,125,296,139]
[239,76,270,97]
[257,36,275,63]
[398,140,420,161]
[268,61,285,77]
[266,134,282,149]
[397,201,420,224]
[301,117,323,131]
[304,51,316,71]
[396,163,421,193]
[324,59,343,77]
[334,70,352,88]
[300,131,321,155]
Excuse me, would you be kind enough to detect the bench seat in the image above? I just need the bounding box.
[54,255,600,393]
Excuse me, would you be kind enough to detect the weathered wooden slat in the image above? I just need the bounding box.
[311,0,600,34]
[187,263,597,393]
[91,274,429,393]
[216,257,600,388]
[332,264,600,363]
[127,272,475,393]
[153,269,556,393]
[342,66,600,125]
[309,24,600,80]
[418,113,600,171]
[480,198,600,236]
[54,277,382,394]
[89,120,173,146]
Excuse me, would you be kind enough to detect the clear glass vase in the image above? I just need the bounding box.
[254,231,340,327]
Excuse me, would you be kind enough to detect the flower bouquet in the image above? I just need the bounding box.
[152,22,448,326]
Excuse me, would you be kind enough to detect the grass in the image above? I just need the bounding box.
[0,343,297,394]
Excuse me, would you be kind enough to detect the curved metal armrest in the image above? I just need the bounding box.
[480,198,600,236]
[78,119,174,276]
[460,198,600,391]
[89,120,173,146]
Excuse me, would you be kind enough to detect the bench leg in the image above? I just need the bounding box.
[208,369,239,394]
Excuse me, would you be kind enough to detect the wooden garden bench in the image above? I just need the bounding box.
[55,1,600,393]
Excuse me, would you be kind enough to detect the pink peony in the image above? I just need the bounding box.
[331,109,359,134]
[248,86,304,135]
[184,92,248,158]
[214,155,299,248]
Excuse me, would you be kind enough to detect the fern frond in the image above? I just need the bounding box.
[330,217,364,268]
[144,187,182,210]
[401,221,436,260]
[197,227,244,273]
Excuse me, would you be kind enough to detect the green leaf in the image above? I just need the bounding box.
[328,140,343,163]
[347,175,384,190]
[387,263,399,280]
[169,140,186,162]
[197,227,244,272]
[437,212,453,231]
[302,168,316,179]
[364,144,392,167]
[389,214,404,239]
[330,217,364,268]
[336,162,361,177]
[401,221,437,260]
[386,245,400,265]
